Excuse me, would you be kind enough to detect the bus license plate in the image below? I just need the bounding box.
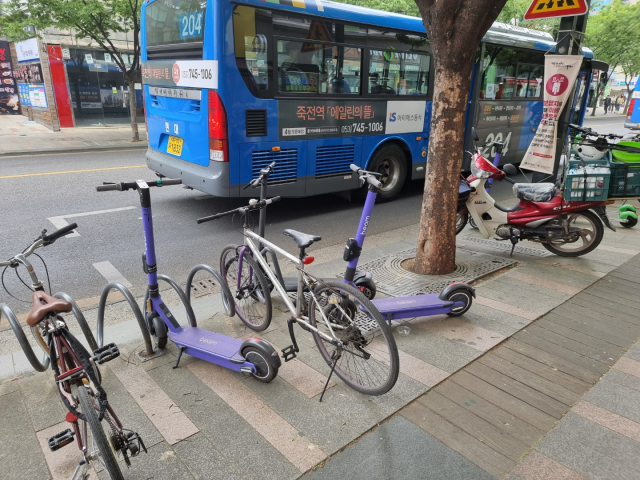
[167,136,183,157]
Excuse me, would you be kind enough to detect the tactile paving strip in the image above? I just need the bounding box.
[460,236,552,257]
[349,248,516,297]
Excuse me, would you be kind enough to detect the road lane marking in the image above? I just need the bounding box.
[47,206,135,237]
[92,261,133,288]
[0,164,146,179]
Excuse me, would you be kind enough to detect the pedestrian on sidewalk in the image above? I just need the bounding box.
[604,95,612,114]
[616,95,625,113]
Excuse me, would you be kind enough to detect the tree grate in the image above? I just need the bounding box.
[345,248,516,297]
[460,236,552,257]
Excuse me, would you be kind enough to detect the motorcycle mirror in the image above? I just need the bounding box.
[503,164,517,175]
[471,127,479,142]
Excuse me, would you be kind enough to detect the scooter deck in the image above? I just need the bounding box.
[372,294,458,321]
[168,326,250,372]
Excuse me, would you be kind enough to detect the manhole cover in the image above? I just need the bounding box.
[344,248,515,297]
[461,236,552,257]
[189,277,221,298]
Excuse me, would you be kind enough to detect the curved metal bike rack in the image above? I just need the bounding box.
[0,303,50,372]
[185,264,235,317]
[53,292,99,353]
[144,274,197,328]
[97,282,155,357]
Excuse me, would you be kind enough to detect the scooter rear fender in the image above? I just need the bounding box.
[438,283,476,301]
[240,338,282,369]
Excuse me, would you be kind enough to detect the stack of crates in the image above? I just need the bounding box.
[564,153,611,202]
[608,141,640,197]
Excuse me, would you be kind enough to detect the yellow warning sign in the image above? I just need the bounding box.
[524,0,588,20]
[301,20,333,52]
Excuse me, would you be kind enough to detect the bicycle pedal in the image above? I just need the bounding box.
[48,429,75,451]
[93,343,120,364]
[281,345,298,362]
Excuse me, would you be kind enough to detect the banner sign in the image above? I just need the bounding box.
[0,40,20,115]
[141,60,218,89]
[16,38,39,63]
[521,55,582,174]
[278,100,425,140]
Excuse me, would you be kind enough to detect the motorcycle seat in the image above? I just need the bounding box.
[513,183,556,202]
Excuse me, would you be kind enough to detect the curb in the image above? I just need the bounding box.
[0,143,148,158]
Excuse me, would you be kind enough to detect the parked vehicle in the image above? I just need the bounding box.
[456,128,616,257]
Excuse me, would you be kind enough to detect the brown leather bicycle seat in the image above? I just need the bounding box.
[26,291,72,327]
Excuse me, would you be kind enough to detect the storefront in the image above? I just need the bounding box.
[63,46,143,127]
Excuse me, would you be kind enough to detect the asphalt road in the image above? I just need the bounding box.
[0,149,429,310]
[1,114,629,312]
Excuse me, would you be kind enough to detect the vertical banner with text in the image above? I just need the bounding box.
[521,55,583,174]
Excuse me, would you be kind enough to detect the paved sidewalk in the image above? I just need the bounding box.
[0,115,147,157]
[0,207,639,480]
[583,108,628,120]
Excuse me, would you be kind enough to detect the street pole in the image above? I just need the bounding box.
[532,0,590,183]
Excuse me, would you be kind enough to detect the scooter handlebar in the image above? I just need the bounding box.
[350,164,383,188]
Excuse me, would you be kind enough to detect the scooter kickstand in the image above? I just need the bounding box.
[173,346,186,369]
[319,349,341,403]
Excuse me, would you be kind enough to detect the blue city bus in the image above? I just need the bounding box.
[141,0,594,200]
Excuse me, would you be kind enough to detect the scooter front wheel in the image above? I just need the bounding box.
[542,210,604,257]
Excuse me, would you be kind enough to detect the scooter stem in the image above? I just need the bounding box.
[344,188,377,282]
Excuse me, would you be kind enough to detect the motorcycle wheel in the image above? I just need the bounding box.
[542,210,604,257]
[468,216,479,230]
[456,211,468,235]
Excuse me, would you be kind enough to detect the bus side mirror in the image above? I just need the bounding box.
[472,127,479,142]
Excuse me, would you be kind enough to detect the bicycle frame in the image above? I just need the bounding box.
[242,228,338,344]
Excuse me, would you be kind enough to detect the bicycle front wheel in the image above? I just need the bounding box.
[77,385,124,480]
[308,280,399,396]
[221,245,272,331]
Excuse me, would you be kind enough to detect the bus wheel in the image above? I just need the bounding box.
[368,144,407,201]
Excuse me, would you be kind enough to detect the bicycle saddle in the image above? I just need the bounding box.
[283,229,321,249]
[26,291,72,327]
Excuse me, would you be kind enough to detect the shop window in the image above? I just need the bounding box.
[368,50,430,96]
[278,41,362,95]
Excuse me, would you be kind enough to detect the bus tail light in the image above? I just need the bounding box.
[628,99,635,120]
[208,90,228,162]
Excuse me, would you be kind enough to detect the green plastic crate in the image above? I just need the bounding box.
[608,160,640,197]
[564,165,611,202]
[568,154,610,169]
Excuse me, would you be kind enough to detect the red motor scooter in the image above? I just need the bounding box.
[456,128,616,257]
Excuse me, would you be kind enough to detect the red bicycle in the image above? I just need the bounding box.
[0,224,146,480]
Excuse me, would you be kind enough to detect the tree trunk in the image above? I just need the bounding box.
[590,89,601,116]
[414,69,470,274]
[127,76,140,142]
[623,84,633,115]
[412,0,507,275]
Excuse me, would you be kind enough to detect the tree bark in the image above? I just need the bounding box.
[415,68,470,274]
[412,0,507,275]
[590,88,601,116]
[126,76,140,142]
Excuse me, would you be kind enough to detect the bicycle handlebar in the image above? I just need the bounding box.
[96,178,182,192]
[197,196,281,224]
[349,164,383,188]
[43,223,78,246]
[0,223,78,268]
[243,161,277,190]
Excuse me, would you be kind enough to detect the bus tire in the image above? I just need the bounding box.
[367,144,407,202]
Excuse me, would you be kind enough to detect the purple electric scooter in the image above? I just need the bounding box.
[343,165,475,321]
[97,179,281,382]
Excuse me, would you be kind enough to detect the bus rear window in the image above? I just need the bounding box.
[146,0,207,47]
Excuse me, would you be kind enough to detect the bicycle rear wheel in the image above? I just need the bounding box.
[308,280,399,396]
[77,385,124,480]
[221,245,272,331]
